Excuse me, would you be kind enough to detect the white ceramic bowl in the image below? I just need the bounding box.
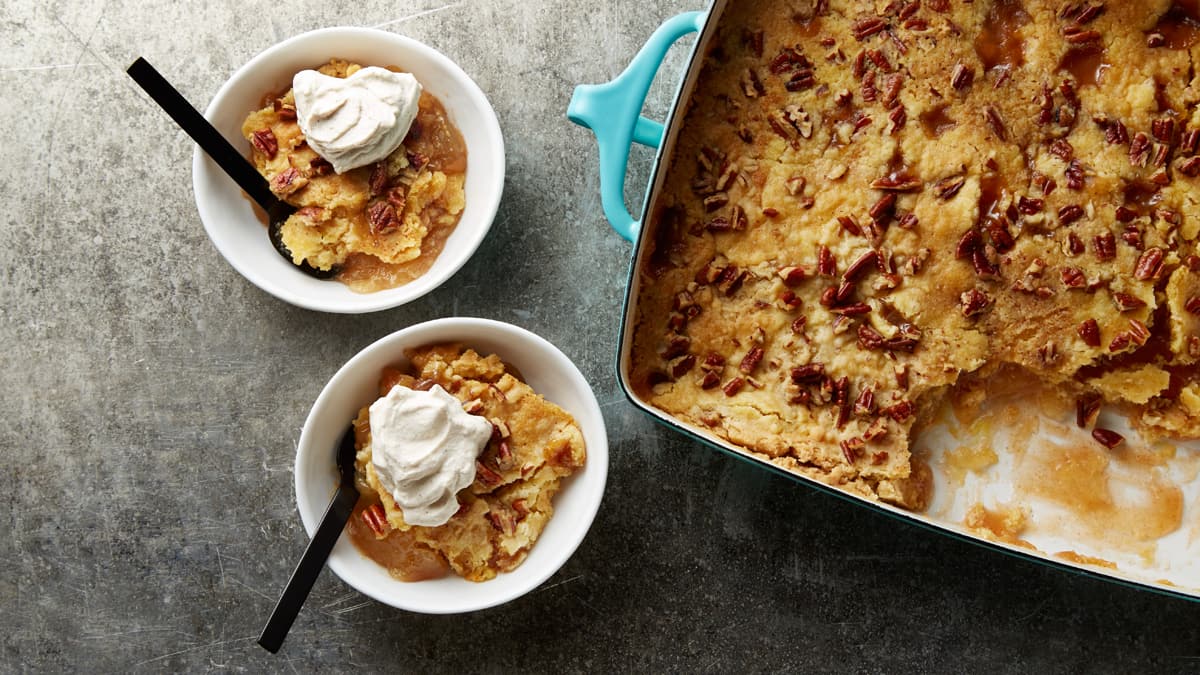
[294,318,608,613]
[192,27,505,313]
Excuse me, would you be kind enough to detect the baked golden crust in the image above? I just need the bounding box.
[630,0,1200,508]
[354,345,586,582]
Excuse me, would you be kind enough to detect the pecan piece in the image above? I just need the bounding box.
[853,17,888,41]
[960,288,991,317]
[1091,428,1124,449]
[367,201,402,235]
[1133,247,1164,281]
[251,129,278,159]
[269,167,307,197]
[818,245,837,276]
[870,173,923,191]
[1111,292,1146,313]
[361,503,389,537]
[843,250,879,282]
[722,377,746,397]
[1077,318,1101,347]
[1093,233,1116,261]
[1058,204,1084,225]
[369,162,390,196]
[739,347,764,374]
[1076,394,1102,429]
[950,63,974,90]
[934,175,966,200]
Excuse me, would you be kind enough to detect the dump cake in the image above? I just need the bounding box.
[630,0,1200,509]
[242,59,467,293]
[348,344,587,582]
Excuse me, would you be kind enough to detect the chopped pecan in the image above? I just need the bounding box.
[955,230,982,260]
[1065,160,1086,190]
[1058,204,1085,225]
[950,63,974,90]
[1111,292,1146,312]
[367,201,401,235]
[818,245,837,276]
[1060,266,1086,288]
[857,324,886,351]
[739,347,764,374]
[361,503,389,537]
[883,400,915,422]
[1179,157,1200,177]
[269,167,307,196]
[251,129,278,159]
[934,175,965,200]
[722,377,745,397]
[853,17,888,41]
[1093,232,1116,261]
[960,288,991,317]
[843,250,879,282]
[1077,318,1101,347]
[1091,428,1124,449]
[870,173,922,191]
[369,162,390,196]
[984,106,1008,140]
[1133,247,1164,281]
[1076,394,1102,429]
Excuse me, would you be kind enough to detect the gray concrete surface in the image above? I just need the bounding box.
[3,0,1198,671]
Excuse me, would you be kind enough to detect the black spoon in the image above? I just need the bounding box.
[258,425,360,654]
[126,57,336,279]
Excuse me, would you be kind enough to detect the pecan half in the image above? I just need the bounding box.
[1133,247,1164,281]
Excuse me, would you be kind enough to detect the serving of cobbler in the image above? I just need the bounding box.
[347,344,587,582]
[242,59,467,293]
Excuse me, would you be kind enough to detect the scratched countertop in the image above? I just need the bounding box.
[3,0,1198,671]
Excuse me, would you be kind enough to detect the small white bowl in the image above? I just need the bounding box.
[192,27,505,313]
[294,318,608,613]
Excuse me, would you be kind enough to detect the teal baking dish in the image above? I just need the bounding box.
[568,0,1200,602]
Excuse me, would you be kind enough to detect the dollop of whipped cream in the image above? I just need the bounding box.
[369,384,493,527]
[292,66,422,174]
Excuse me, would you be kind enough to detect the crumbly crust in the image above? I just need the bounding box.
[354,345,586,582]
[630,0,1200,508]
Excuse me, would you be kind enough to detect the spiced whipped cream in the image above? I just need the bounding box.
[292,66,422,174]
[368,384,492,527]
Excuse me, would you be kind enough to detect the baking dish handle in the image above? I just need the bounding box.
[567,11,706,242]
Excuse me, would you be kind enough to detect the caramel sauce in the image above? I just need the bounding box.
[407,92,469,174]
[792,16,823,39]
[1019,441,1184,543]
[1123,179,1163,215]
[337,203,456,293]
[347,497,450,582]
[978,172,1012,230]
[975,0,1030,73]
[1053,550,1118,569]
[1152,0,1200,49]
[1059,47,1110,88]
[919,104,958,137]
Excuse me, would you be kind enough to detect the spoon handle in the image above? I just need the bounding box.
[258,481,360,654]
[126,57,278,211]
